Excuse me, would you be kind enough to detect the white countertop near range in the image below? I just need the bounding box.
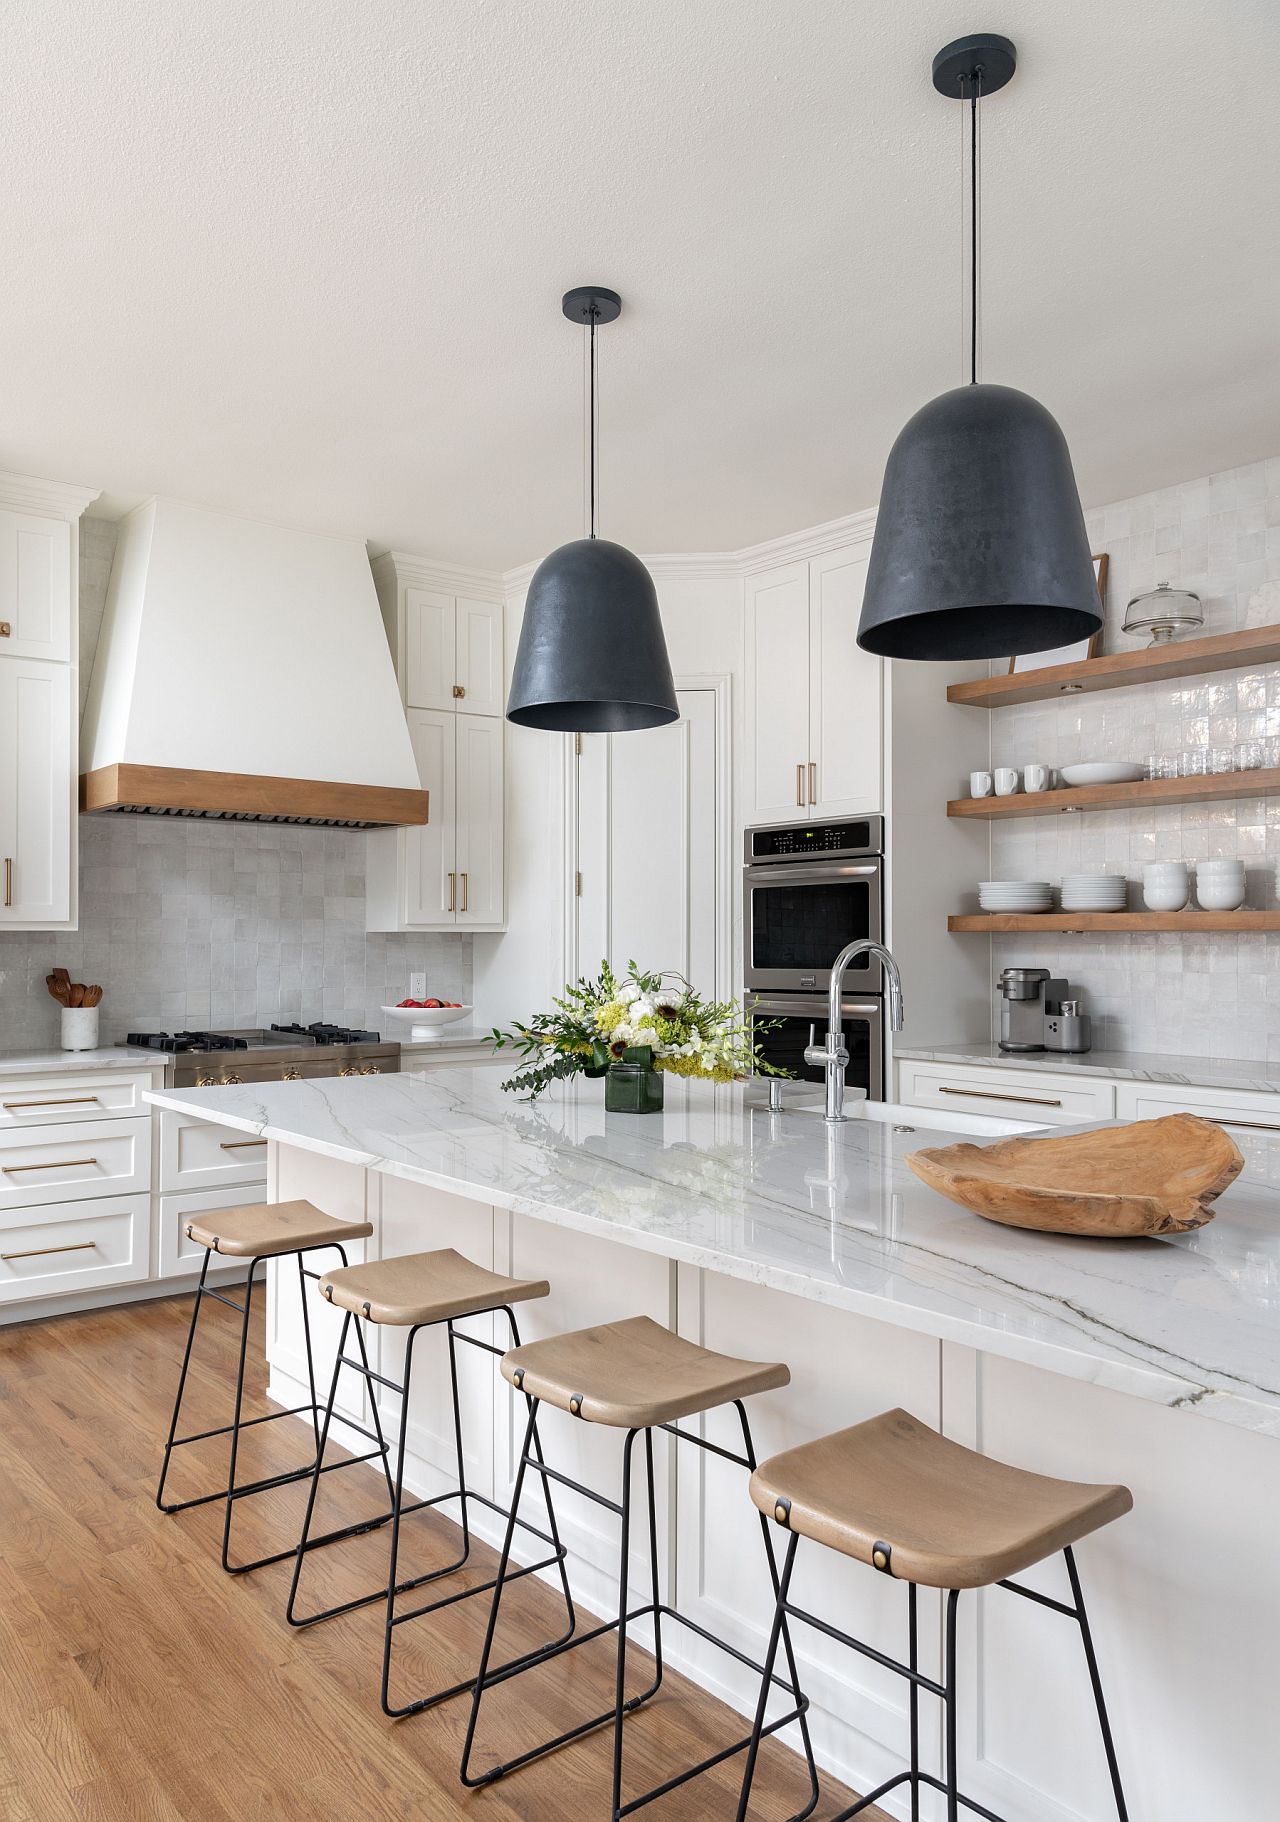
[0,1045,161,1077]
[145,1067,1280,1438]
[896,1041,1280,1096]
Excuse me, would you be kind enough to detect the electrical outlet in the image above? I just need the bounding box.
[409,972,427,1000]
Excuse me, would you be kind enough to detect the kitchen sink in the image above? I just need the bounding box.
[788,1098,1049,1138]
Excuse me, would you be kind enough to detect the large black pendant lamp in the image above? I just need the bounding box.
[507,287,678,732]
[857,35,1102,662]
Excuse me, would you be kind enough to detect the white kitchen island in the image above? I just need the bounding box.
[145,1069,1280,1822]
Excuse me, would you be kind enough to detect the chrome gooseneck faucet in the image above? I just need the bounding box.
[804,940,905,1123]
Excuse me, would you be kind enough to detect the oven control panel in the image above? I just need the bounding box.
[745,816,884,861]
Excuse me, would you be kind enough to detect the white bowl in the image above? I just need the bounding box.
[1195,860,1245,872]
[1058,761,1147,787]
[1143,884,1189,911]
[1144,862,1189,875]
[382,1003,474,1041]
[1195,882,1246,911]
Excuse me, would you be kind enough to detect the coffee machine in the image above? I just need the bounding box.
[998,968,1091,1053]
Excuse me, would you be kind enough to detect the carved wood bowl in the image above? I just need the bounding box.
[906,1113,1244,1237]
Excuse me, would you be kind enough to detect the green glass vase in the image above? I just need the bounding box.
[604,1045,665,1114]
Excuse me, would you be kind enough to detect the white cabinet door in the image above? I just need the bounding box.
[455,714,504,927]
[404,586,457,711]
[808,545,882,816]
[897,1060,1115,1127]
[456,596,504,717]
[0,657,73,928]
[0,510,71,662]
[746,562,811,822]
[404,708,457,926]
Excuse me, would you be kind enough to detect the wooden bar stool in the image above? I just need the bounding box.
[460,1315,819,1822]
[286,1248,576,1718]
[736,1408,1133,1822]
[155,1199,388,1576]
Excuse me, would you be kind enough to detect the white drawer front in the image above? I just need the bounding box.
[0,1115,151,1210]
[158,1183,267,1279]
[160,1111,270,1192]
[897,1062,1114,1127]
[0,1069,158,1129]
[0,1193,150,1303]
[1114,1081,1280,1175]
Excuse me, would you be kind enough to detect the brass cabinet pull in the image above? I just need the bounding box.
[1,1240,96,1262]
[452,683,465,699]
[1214,1116,1280,1134]
[461,872,469,913]
[937,1085,1064,1109]
[219,1139,267,1151]
[0,620,10,637]
[447,871,456,912]
[3,857,11,908]
[808,761,817,805]
[795,764,805,807]
[2,1157,100,1173]
[3,1095,102,1110]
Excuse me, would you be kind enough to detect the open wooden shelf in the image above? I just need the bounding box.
[949,911,1280,934]
[945,623,1280,710]
[948,767,1280,821]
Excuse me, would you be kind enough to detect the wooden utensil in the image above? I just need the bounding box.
[83,985,103,1007]
[906,1114,1244,1237]
[68,983,85,1007]
[45,973,71,1005]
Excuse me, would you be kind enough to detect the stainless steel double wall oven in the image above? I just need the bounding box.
[743,816,886,1100]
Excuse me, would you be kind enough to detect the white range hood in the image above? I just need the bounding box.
[80,498,428,827]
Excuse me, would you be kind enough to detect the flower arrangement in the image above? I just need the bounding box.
[491,960,787,1101]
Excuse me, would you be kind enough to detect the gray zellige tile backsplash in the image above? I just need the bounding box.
[989,453,1280,1061]
[0,817,471,1050]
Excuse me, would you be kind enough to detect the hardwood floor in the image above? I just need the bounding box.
[0,1290,886,1821]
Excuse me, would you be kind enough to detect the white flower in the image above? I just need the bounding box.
[618,982,641,1005]
[631,997,655,1022]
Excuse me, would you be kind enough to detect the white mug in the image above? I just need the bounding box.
[994,768,1021,796]
[969,770,994,798]
[1022,763,1051,793]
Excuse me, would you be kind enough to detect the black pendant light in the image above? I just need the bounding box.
[857,34,1102,662]
[507,287,678,732]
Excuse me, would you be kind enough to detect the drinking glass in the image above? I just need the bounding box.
[1179,746,1209,777]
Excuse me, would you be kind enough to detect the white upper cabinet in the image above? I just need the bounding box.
[404,587,457,711]
[455,596,504,716]
[0,511,72,662]
[367,552,506,933]
[745,543,882,822]
[807,545,882,817]
[0,657,73,927]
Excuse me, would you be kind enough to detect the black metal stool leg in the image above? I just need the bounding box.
[1065,1547,1129,1822]
[156,1250,213,1511]
[734,1530,800,1822]
[220,1253,263,1573]
[943,1588,960,1822]
[610,1428,641,1820]
[379,1323,422,1712]
[908,1582,921,1821]
[735,1401,819,1819]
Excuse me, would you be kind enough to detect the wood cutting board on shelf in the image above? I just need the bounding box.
[906,1113,1244,1238]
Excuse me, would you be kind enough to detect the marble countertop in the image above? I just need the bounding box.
[0,1045,164,1077]
[144,1069,1280,1438]
[895,1041,1280,1096]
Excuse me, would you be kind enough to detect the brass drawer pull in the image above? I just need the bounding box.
[461,871,468,913]
[219,1139,267,1151]
[2,1157,100,1173]
[452,683,465,699]
[447,871,456,913]
[2,1240,97,1262]
[795,764,805,808]
[3,1095,102,1110]
[808,761,817,805]
[1215,1117,1280,1135]
[3,857,11,908]
[937,1086,1064,1109]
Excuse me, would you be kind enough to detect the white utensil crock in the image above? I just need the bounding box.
[60,1006,99,1051]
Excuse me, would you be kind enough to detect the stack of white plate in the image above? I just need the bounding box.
[1060,873,1128,912]
[978,880,1053,913]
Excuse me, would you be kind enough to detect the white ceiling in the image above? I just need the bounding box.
[3,1,1277,569]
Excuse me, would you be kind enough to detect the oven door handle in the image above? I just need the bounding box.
[744,861,882,887]
[748,995,883,1021]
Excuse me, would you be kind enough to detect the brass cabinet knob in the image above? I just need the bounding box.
[452,684,465,698]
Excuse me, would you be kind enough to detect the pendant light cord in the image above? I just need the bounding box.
[589,307,598,538]
[969,67,982,385]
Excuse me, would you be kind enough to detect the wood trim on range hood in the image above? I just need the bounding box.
[80,764,428,828]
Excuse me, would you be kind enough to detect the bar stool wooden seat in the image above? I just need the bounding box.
[286,1248,575,1720]
[461,1315,818,1822]
[156,1199,382,1577]
[737,1408,1132,1822]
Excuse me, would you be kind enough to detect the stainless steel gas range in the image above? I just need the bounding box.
[123,1023,400,1087]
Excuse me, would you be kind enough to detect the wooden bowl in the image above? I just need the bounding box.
[906,1114,1244,1237]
